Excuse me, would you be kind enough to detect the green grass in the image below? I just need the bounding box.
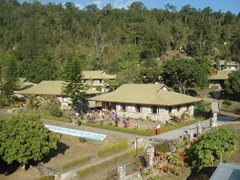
[22,111,72,123]
[38,176,55,180]
[76,147,144,177]
[60,156,90,170]
[82,118,205,136]
[41,114,72,123]
[97,141,128,157]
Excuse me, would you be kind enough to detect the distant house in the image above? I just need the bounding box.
[209,70,231,88]
[219,60,239,71]
[16,78,36,90]
[82,71,116,93]
[15,81,101,110]
[89,84,201,122]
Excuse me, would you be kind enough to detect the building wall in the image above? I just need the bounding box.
[58,96,71,110]
[101,102,194,122]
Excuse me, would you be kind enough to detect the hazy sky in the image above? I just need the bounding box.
[21,0,240,14]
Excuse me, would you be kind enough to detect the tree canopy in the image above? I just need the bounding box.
[226,70,240,95]
[0,114,59,167]
[0,1,239,84]
[161,58,211,93]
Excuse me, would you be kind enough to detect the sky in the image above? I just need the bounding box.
[21,0,240,14]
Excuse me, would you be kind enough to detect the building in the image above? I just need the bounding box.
[219,60,239,71]
[15,81,101,110]
[82,71,116,93]
[89,84,201,122]
[209,70,231,88]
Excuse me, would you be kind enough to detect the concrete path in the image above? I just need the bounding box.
[151,119,211,141]
[60,147,135,180]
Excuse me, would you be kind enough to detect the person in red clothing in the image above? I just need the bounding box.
[124,117,130,128]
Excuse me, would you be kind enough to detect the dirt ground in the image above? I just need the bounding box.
[43,134,128,170]
[0,166,41,180]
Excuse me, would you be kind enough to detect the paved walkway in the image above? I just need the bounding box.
[151,119,211,141]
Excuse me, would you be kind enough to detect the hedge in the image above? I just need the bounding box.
[97,141,128,157]
[60,156,90,170]
[76,147,144,177]
[39,176,55,180]
[24,112,72,123]
[160,118,205,133]
[82,118,205,136]
[82,122,155,136]
[41,114,72,123]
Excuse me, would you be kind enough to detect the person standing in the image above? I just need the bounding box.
[122,114,127,124]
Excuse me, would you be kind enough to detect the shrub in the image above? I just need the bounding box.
[39,176,55,180]
[79,137,87,143]
[42,115,71,123]
[186,127,237,171]
[97,141,128,157]
[194,102,212,118]
[223,100,232,106]
[156,142,170,153]
[49,105,63,117]
[0,97,6,108]
[194,102,206,117]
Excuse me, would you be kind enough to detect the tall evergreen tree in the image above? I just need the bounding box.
[1,56,18,101]
[62,59,85,112]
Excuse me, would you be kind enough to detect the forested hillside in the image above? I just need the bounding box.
[0,1,239,83]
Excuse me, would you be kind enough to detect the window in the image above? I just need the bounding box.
[107,102,111,111]
[177,106,181,112]
[152,106,157,114]
[136,105,141,112]
[121,104,126,111]
[169,107,172,114]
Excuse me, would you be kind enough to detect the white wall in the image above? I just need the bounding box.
[100,102,194,122]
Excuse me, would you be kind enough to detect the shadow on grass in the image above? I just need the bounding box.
[0,141,69,175]
[38,141,69,164]
[0,159,20,175]
[186,166,216,180]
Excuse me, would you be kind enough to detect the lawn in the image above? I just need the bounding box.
[220,100,240,117]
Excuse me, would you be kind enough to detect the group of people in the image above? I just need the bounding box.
[111,112,130,128]
[86,109,131,128]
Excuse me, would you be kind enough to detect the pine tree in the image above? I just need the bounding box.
[62,59,86,112]
[2,57,18,101]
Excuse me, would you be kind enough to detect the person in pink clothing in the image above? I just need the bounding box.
[124,117,130,128]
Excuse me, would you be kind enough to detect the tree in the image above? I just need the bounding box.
[215,58,220,70]
[230,28,240,62]
[129,2,146,11]
[226,70,240,95]
[0,114,59,169]
[161,58,209,93]
[0,62,2,89]
[186,128,237,171]
[1,56,18,101]
[62,59,85,112]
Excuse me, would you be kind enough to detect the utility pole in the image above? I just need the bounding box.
[136,136,138,156]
